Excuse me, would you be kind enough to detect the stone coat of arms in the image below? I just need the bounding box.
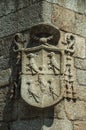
[12,24,77,108]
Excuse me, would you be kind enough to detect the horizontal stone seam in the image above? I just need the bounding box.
[0,1,42,19]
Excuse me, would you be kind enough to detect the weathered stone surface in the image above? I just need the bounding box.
[75,58,86,70]
[78,85,86,101]
[43,119,73,130]
[0,69,11,87]
[18,1,51,32]
[5,0,28,15]
[65,100,86,120]
[0,86,17,122]
[18,98,54,119]
[76,69,86,85]
[42,1,51,23]
[3,100,18,122]
[0,0,42,17]
[10,119,73,130]
[18,98,43,119]
[0,37,12,58]
[0,0,5,17]
[75,13,86,37]
[51,4,75,33]
[0,12,18,38]
[0,57,9,70]
[0,1,52,38]
[0,86,9,121]
[0,122,9,130]
[51,4,86,37]
[54,101,66,119]
[74,36,86,58]
[46,0,86,14]
[17,3,43,32]
[74,121,86,130]
[10,119,42,130]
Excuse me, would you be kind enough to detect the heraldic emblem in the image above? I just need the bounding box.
[13,24,66,108]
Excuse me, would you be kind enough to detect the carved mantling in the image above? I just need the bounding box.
[62,33,77,100]
[12,24,77,108]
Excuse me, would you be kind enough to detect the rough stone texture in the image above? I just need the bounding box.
[10,119,73,130]
[18,98,43,120]
[65,100,86,120]
[43,119,73,130]
[0,1,51,38]
[74,121,86,130]
[1,35,13,58]
[75,58,86,70]
[54,101,66,119]
[0,69,11,87]
[51,4,75,33]
[0,122,9,130]
[76,69,86,85]
[3,100,18,122]
[0,86,9,121]
[46,0,86,14]
[0,0,42,17]
[5,0,28,15]
[51,4,86,37]
[10,119,42,130]
[74,36,86,58]
[0,57,9,70]
[75,13,86,38]
[78,85,86,101]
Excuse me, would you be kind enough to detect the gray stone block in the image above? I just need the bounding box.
[51,4,75,33]
[74,121,86,130]
[0,12,18,38]
[74,35,86,58]
[0,86,9,121]
[0,0,5,17]
[0,1,52,38]
[76,69,86,85]
[0,68,11,87]
[43,119,73,130]
[3,100,18,122]
[75,13,86,37]
[46,0,85,14]
[0,57,9,70]
[65,100,86,120]
[75,58,86,70]
[17,3,43,32]
[5,0,28,15]
[10,119,42,130]
[78,85,86,101]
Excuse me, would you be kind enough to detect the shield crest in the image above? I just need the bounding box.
[21,44,64,108]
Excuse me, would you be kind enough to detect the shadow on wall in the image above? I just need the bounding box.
[0,33,54,130]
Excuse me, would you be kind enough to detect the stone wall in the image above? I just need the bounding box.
[0,0,86,130]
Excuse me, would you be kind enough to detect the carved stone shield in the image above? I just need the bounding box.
[21,45,64,108]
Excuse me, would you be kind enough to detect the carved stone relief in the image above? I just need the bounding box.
[12,24,77,108]
[62,33,77,100]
